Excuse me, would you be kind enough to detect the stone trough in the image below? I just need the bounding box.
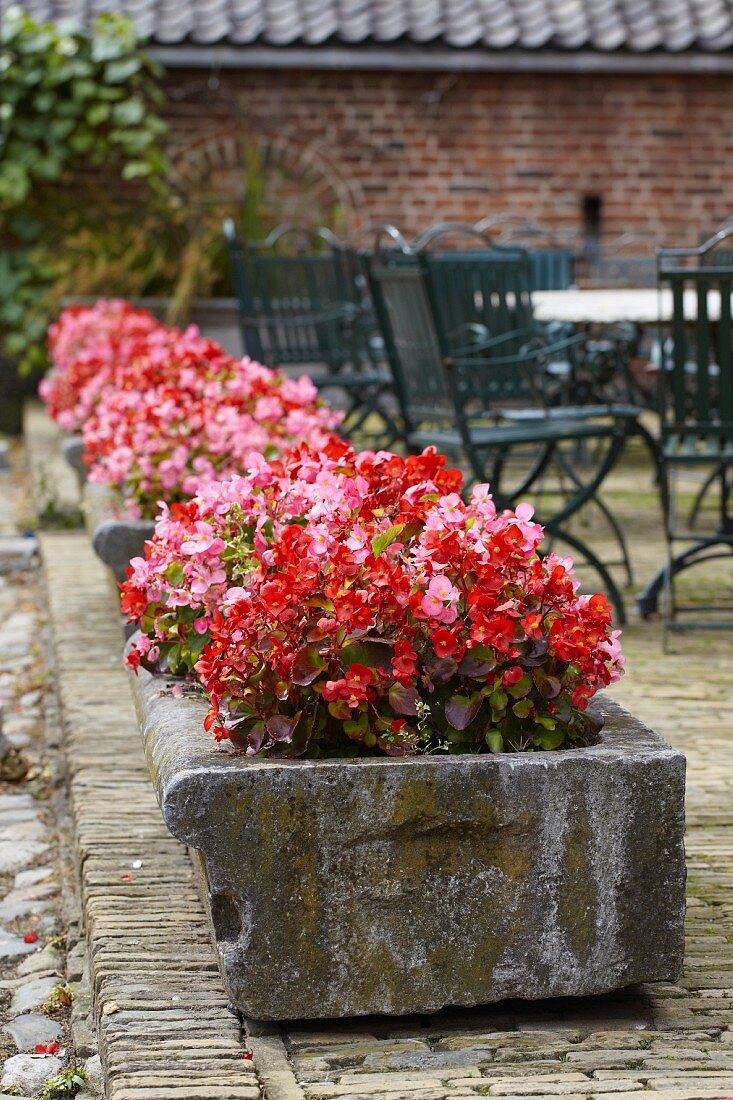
[130,660,687,1022]
[84,482,154,588]
[61,433,87,488]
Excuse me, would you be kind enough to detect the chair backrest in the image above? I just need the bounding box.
[224,220,357,368]
[700,222,733,269]
[581,233,657,288]
[658,228,733,444]
[421,250,540,409]
[526,249,574,290]
[365,224,543,428]
[363,249,456,433]
[492,220,576,290]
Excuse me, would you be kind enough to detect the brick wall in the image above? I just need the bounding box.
[161,66,733,248]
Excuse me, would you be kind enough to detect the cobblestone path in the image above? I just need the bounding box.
[0,444,102,1098]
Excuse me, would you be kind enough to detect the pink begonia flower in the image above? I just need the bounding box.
[421,573,460,624]
[436,493,466,526]
[308,524,332,557]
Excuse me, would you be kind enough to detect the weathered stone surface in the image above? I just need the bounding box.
[10,977,60,1016]
[85,482,154,586]
[0,840,49,874]
[61,434,86,485]
[3,1013,63,1052]
[132,665,687,1021]
[0,536,38,574]
[0,931,42,961]
[1,1053,63,1098]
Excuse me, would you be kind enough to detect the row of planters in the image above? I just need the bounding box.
[40,299,686,1021]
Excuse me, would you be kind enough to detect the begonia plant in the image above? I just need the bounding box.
[123,443,624,758]
[82,330,342,519]
[40,299,164,431]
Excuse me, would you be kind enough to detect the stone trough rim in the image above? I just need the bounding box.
[134,666,682,774]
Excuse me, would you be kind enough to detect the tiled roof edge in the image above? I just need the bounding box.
[148,43,733,72]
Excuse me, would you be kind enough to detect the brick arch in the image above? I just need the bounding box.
[168,129,365,239]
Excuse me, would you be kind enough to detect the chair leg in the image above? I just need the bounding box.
[543,525,627,624]
[551,443,635,586]
[636,539,733,619]
[484,442,557,507]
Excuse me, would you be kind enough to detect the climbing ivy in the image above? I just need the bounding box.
[0,7,168,370]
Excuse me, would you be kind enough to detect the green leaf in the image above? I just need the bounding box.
[489,688,508,715]
[535,727,565,750]
[165,643,182,674]
[507,673,532,699]
[327,699,352,721]
[104,56,141,82]
[121,160,152,180]
[340,638,392,670]
[112,96,144,125]
[512,699,533,719]
[186,630,209,657]
[344,712,369,740]
[86,102,110,126]
[165,561,185,586]
[485,729,503,753]
[371,524,404,557]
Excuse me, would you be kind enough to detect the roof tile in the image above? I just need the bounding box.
[8,0,733,52]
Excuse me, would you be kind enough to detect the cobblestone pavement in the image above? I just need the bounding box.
[0,443,102,1099]
[19,414,733,1099]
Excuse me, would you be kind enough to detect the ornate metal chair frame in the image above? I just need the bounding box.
[636,227,733,631]
[365,223,638,621]
[224,220,398,444]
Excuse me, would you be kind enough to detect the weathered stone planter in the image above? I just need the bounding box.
[61,434,86,488]
[130,664,686,1020]
[84,482,153,588]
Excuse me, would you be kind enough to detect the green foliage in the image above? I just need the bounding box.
[0,8,167,370]
[41,1066,88,1100]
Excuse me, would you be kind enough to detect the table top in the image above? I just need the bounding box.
[532,287,726,325]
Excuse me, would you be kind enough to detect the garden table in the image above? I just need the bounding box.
[533,287,727,325]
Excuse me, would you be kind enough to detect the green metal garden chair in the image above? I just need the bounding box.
[364,228,637,622]
[636,228,733,630]
[476,216,576,291]
[386,225,657,565]
[223,220,398,444]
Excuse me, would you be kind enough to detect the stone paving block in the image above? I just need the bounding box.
[306,1084,446,1098]
[3,1013,63,1052]
[0,536,38,573]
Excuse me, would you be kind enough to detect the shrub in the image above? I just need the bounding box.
[0,10,167,371]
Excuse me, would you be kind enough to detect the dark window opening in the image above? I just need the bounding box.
[582,195,602,260]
